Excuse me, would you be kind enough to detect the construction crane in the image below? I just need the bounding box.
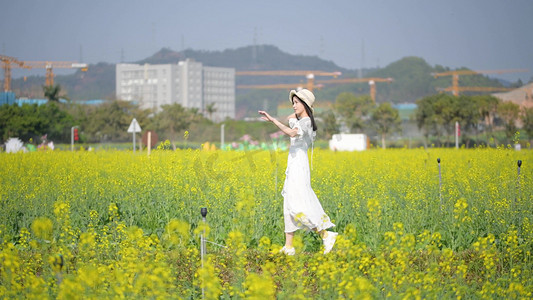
[1,55,31,92]
[14,61,89,87]
[236,70,341,92]
[237,77,393,102]
[431,69,528,96]
[236,70,341,77]
[1,55,88,91]
[315,77,394,102]
[436,86,515,93]
[236,82,325,90]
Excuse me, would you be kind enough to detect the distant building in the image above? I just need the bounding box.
[0,92,16,105]
[0,91,104,106]
[116,59,235,121]
[116,63,174,110]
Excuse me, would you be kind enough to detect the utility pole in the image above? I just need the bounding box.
[359,39,365,79]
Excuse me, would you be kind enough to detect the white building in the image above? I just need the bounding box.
[116,59,235,120]
[203,66,235,121]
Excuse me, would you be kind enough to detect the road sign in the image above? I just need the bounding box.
[128,118,142,133]
[128,118,142,153]
[142,130,158,148]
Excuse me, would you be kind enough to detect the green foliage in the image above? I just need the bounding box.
[205,102,217,120]
[149,103,204,146]
[497,101,521,141]
[415,94,440,139]
[156,139,173,150]
[43,84,62,102]
[178,45,344,72]
[0,102,72,142]
[82,100,151,142]
[473,95,499,133]
[521,107,533,142]
[371,103,402,148]
[37,102,75,141]
[317,110,339,140]
[334,92,375,132]
[415,94,510,146]
[370,57,437,102]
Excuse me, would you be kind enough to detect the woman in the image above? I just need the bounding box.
[258,89,337,255]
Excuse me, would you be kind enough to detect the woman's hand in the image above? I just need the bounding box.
[259,110,298,137]
[258,110,274,122]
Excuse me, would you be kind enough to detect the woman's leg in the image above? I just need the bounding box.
[285,232,295,248]
[280,232,296,255]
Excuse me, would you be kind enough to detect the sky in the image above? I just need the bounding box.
[2,0,533,82]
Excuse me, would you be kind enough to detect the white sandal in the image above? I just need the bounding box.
[280,246,296,255]
[323,231,338,254]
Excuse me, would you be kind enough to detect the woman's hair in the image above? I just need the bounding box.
[298,97,318,131]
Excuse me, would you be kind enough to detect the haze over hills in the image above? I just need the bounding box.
[9,44,521,116]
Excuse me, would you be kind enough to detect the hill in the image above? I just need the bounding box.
[140,45,350,72]
[9,45,510,117]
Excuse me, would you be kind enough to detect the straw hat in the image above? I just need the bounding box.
[289,89,315,113]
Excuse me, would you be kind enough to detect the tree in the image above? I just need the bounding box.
[496,101,520,143]
[152,103,204,148]
[37,102,73,141]
[520,106,533,146]
[334,92,374,132]
[456,95,481,146]
[416,93,485,147]
[473,95,500,144]
[433,94,460,145]
[0,104,38,141]
[371,103,401,149]
[84,100,150,142]
[205,102,217,121]
[43,84,64,102]
[415,94,440,147]
[0,102,73,143]
[317,110,339,140]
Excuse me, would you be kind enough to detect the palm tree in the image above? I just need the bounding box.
[43,84,62,102]
[205,102,217,120]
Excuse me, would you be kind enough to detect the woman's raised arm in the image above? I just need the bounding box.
[258,110,298,137]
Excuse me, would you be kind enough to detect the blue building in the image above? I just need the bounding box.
[0,92,106,106]
[0,92,16,105]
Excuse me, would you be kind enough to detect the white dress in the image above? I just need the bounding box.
[282,117,335,233]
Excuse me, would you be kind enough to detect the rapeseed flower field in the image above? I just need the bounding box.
[0,147,532,298]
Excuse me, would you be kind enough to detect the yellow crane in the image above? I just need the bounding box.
[315,77,394,102]
[436,86,515,93]
[1,55,31,92]
[1,54,88,91]
[237,76,393,102]
[235,70,341,77]
[236,82,325,90]
[236,70,341,92]
[431,69,528,96]
[15,61,88,87]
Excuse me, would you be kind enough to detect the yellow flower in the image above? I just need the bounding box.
[31,217,53,241]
